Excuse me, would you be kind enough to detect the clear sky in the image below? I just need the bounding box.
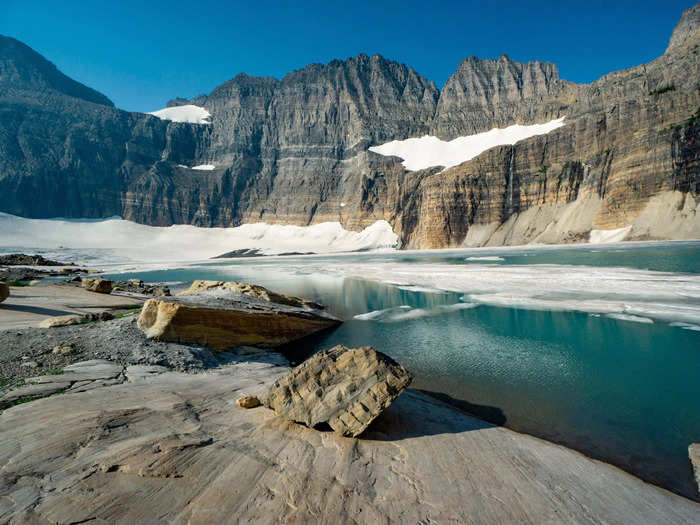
[1,0,693,113]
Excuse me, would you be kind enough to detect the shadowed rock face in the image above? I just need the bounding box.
[265,345,413,437]
[0,5,699,246]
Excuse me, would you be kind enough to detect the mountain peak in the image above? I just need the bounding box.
[0,35,114,107]
[666,2,700,52]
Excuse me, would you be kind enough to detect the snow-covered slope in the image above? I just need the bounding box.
[0,213,398,263]
[369,118,566,171]
[0,213,399,262]
[149,104,211,124]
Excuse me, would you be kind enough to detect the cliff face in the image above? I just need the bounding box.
[0,4,699,247]
[401,4,700,247]
[432,55,573,139]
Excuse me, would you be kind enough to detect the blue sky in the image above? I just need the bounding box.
[1,0,692,112]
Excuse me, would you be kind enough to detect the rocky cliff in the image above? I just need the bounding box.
[0,4,698,247]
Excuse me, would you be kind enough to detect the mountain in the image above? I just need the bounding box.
[0,4,698,248]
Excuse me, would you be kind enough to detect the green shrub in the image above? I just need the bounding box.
[649,84,676,96]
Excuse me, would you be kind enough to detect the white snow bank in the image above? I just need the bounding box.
[308,260,700,326]
[191,164,216,171]
[369,118,566,171]
[589,226,631,244]
[149,104,211,124]
[0,213,399,263]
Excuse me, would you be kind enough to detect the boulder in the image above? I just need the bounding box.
[39,315,84,328]
[52,345,75,355]
[82,278,113,294]
[236,396,261,409]
[0,282,8,303]
[265,345,413,437]
[180,280,323,310]
[690,443,700,496]
[137,286,340,351]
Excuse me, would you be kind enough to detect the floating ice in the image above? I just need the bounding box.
[149,104,211,124]
[354,303,477,322]
[315,261,700,326]
[369,118,566,171]
[670,322,700,331]
[606,313,654,324]
[466,256,505,262]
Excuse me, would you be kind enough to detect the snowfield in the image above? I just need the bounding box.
[149,104,211,124]
[0,213,399,263]
[369,117,566,171]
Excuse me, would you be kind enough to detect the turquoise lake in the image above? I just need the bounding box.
[102,241,700,500]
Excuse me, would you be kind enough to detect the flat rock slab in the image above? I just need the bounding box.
[0,380,72,404]
[266,345,413,436]
[0,361,697,524]
[31,360,123,384]
[1,360,126,406]
[137,288,340,350]
[180,280,324,310]
[0,284,143,330]
[125,365,171,381]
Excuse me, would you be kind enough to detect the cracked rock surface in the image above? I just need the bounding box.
[0,357,698,524]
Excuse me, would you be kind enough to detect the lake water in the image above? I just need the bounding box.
[98,241,700,499]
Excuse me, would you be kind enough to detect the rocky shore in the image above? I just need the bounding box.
[1,278,699,523]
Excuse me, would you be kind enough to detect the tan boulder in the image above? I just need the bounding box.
[39,315,84,328]
[690,444,700,496]
[82,278,113,294]
[265,345,413,437]
[236,396,261,409]
[52,345,75,355]
[0,282,8,303]
[137,287,340,351]
[180,280,323,309]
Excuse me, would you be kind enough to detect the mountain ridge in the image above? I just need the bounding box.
[0,4,698,248]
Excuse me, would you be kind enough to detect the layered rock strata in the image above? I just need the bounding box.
[265,345,413,437]
[137,288,340,350]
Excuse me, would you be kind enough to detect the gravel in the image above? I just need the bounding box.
[0,314,256,393]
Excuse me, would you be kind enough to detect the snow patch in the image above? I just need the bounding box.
[369,118,566,171]
[0,213,399,263]
[191,164,216,171]
[149,104,211,124]
[589,226,631,244]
